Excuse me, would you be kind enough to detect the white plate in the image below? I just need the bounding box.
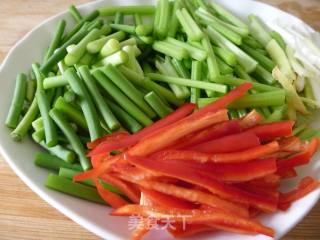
[0,0,319,239]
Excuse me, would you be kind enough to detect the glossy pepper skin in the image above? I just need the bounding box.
[188,131,260,153]
[126,154,278,212]
[246,121,294,142]
[173,120,242,150]
[87,131,129,149]
[115,171,249,217]
[93,178,128,208]
[111,204,275,237]
[128,109,229,157]
[152,141,279,163]
[277,138,318,172]
[88,103,196,156]
[141,188,196,209]
[151,157,277,182]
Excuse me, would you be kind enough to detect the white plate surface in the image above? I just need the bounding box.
[0,0,319,239]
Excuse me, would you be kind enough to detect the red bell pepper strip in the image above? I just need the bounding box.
[137,103,196,135]
[74,154,124,182]
[88,103,196,156]
[140,192,154,206]
[235,183,279,200]
[173,120,242,150]
[74,168,103,182]
[126,154,278,212]
[239,110,263,129]
[188,132,260,153]
[130,218,150,240]
[138,103,196,139]
[137,180,249,217]
[87,131,129,149]
[168,223,216,238]
[278,202,291,211]
[170,83,251,150]
[128,109,229,157]
[146,83,251,152]
[278,136,302,153]
[266,151,293,159]
[279,176,320,208]
[141,188,197,209]
[112,204,274,237]
[277,168,298,179]
[91,153,108,168]
[249,207,262,218]
[148,176,180,184]
[277,138,318,172]
[100,174,141,203]
[193,82,252,118]
[153,141,279,163]
[247,174,280,190]
[246,121,294,142]
[111,161,161,180]
[163,158,277,182]
[93,178,128,208]
[91,153,119,169]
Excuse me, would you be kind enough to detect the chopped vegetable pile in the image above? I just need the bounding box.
[77,83,320,239]
[4,0,320,239]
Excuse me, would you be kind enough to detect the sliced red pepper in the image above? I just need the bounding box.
[247,174,280,190]
[138,103,197,139]
[91,153,118,169]
[277,168,298,179]
[91,153,108,168]
[138,103,196,135]
[235,183,279,201]
[188,131,260,153]
[173,120,242,150]
[206,158,277,182]
[141,188,197,209]
[73,168,101,183]
[246,121,294,142]
[126,154,278,212]
[88,103,196,156]
[117,164,254,217]
[193,82,252,117]
[239,110,264,129]
[137,180,249,217]
[100,174,141,203]
[87,131,129,149]
[278,136,302,153]
[277,138,318,172]
[111,162,160,180]
[149,176,180,184]
[130,218,150,240]
[162,158,277,182]
[168,223,216,238]
[74,154,124,182]
[278,176,320,209]
[266,151,294,159]
[128,109,229,157]
[140,192,154,206]
[112,204,274,237]
[278,202,291,211]
[127,83,250,154]
[153,141,279,163]
[249,207,262,218]
[93,178,128,208]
